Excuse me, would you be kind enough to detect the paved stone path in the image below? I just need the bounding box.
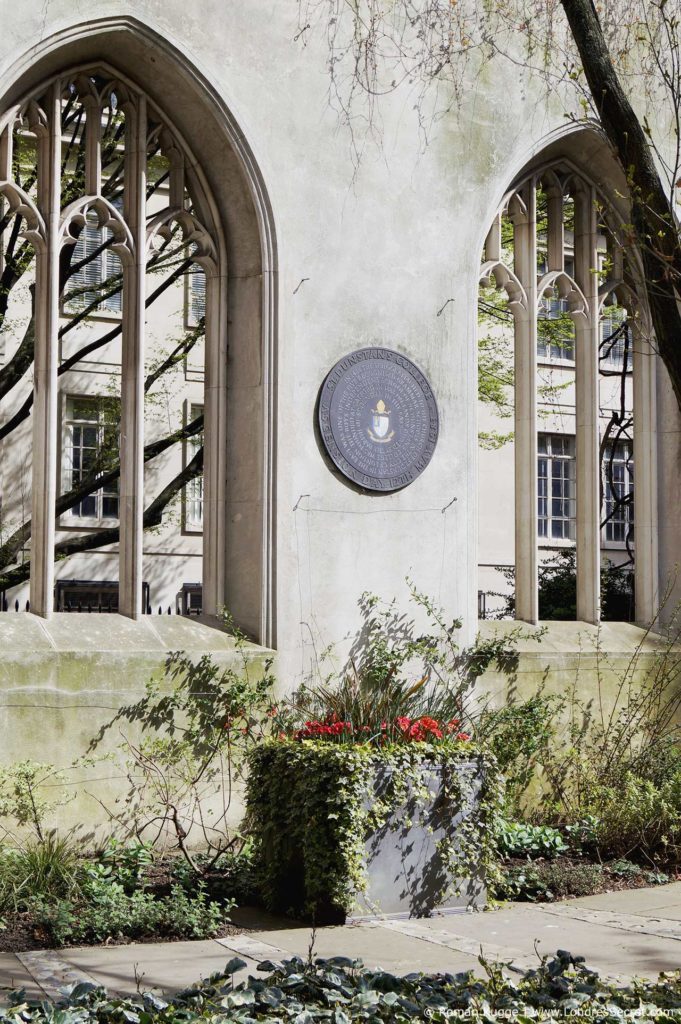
[2,883,681,1002]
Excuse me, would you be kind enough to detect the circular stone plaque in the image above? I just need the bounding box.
[318,348,439,491]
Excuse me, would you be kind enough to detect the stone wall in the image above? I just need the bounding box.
[0,615,273,843]
[4,2,673,678]
[477,619,681,735]
[0,614,677,841]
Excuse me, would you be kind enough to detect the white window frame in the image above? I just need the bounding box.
[183,268,205,382]
[63,206,123,319]
[61,395,120,527]
[602,439,634,547]
[600,309,631,372]
[538,433,576,543]
[183,401,204,533]
[185,266,206,329]
[537,296,575,363]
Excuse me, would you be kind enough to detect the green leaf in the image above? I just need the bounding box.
[224,957,248,974]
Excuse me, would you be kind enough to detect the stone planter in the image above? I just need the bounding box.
[349,760,486,920]
[254,752,487,924]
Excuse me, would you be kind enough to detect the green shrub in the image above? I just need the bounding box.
[563,815,601,854]
[499,609,681,861]
[495,820,569,860]
[605,857,641,878]
[0,761,76,841]
[602,857,669,884]
[172,843,258,904]
[475,696,556,814]
[583,769,681,860]
[496,860,603,902]
[34,878,229,946]
[86,837,154,892]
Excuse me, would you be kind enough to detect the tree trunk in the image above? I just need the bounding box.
[561,0,681,410]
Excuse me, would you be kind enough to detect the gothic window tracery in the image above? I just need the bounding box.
[0,67,227,618]
[479,160,656,625]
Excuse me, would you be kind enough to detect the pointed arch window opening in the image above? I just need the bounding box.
[0,66,227,620]
[478,162,657,626]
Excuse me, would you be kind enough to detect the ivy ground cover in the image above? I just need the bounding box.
[4,952,681,1023]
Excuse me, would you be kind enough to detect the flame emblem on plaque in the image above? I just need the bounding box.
[368,399,395,443]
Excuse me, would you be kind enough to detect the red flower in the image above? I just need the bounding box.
[292,717,354,741]
[286,712,469,746]
[395,715,445,742]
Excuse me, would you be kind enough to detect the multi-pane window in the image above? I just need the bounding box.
[600,309,630,371]
[537,296,574,361]
[186,268,206,328]
[184,403,204,530]
[65,208,123,315]
[538,434,576,540]
[62,396,120,521]
[603,441,634,544]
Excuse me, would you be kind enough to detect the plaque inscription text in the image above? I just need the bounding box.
[318,348,439,491]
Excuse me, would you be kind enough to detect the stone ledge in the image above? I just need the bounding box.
[477,619,676,655]
[0,612,270,654]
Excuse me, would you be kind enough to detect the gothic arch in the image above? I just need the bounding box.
[0,18,278,646]
[477,127,657,625]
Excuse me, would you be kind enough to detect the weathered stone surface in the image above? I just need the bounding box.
[0,615,273,837]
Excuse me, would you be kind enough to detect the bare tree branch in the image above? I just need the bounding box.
[0,414,204,567]
[0,447,204,592]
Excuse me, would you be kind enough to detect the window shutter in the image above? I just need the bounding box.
[190,270,206,326]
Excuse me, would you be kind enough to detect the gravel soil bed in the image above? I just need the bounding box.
[0,913,247,953]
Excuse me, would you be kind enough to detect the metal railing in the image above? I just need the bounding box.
[0,581,203,616]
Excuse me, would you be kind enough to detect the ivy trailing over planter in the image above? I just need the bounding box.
[246,739,502,921]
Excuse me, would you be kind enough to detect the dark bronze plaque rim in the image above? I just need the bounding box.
[318,347,439,492]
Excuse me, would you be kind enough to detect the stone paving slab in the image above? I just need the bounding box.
[244,923,483,976]
[371,917,539,972]
[564,883,681,917]
[5,885,681,1005]
[0,953,45,1001]
[16,951,100,1000]
[64,940,251,997]
[403,905,679,974]
[539,902,681,939]
[216,934,294,964]
[402,903,681,977]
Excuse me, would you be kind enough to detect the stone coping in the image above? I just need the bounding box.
[0,612,271,655]
[477,618,678,655]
